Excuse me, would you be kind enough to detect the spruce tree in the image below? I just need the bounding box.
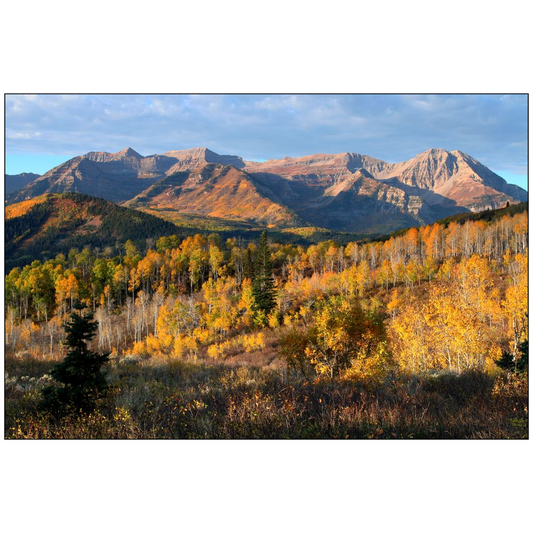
[496,340,529,374]
[252,231,276,319]
[42,302,109,413]
[243,247,255,280]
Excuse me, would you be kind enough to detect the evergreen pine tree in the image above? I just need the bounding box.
[495,340,528,374]
[495,350,514,371]
[252,231,276,319]
[42,302,109,413]
[243,247,255,280]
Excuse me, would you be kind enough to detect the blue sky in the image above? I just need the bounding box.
[5,94,528,189]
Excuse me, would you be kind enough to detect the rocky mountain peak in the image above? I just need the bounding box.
[85,147,143,162]
[163,147,245,172]
[116,147,142,158]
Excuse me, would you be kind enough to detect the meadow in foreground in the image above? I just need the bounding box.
[5,352,528,439]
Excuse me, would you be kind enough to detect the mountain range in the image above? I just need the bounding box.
[6,172,41,194]
[6,147,527,234]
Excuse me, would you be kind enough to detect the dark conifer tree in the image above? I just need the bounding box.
[243,247,255,280]
[252,231,276,317]
[496,340,529,374]
[42,302,109,413]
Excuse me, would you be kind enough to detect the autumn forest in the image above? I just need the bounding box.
[5,203,528,438]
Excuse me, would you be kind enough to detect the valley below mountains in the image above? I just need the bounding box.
[6,146,527,235]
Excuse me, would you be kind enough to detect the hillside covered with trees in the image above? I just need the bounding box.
[5,193,179,270]
[5,205,529,438]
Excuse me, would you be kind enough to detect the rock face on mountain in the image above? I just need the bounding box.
[245,155,465,231]
[244,152,388,185]
[7,146,527,234]
[6,147,245,205]
[290,168,426,232]
[244,148,526,230]
[7,157,160,204]
[84,147,177,179]
[371,148,528,211]
[5,172,40,194]
[126,163,301,227]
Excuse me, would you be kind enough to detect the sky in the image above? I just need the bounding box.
[5,94,528,190]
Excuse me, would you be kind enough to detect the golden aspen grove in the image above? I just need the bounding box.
[5,204,528,438]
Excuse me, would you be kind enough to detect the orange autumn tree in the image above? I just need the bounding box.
[280,296,391,380]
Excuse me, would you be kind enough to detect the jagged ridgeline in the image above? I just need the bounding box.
[7,147,527,235]
[5,193,179,269]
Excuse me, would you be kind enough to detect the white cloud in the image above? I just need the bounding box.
[5,94,527,175]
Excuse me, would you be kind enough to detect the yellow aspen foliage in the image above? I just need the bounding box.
[325,245,339,272]
[322,271,340,294]
[502,254,528,359]
[131,339,148,358]
[423,257,438,281]
[298,303,314,327]
[201,277,239,335]
[437,258,455,280]
[342,340,392,382]
[404,258,420,288]
[137,334,172,358]
[55,273,79,309]
[237,278,255,326]
[386,289,402,319]
[209,245,225,279]
[426,223,444,259]
[267,311,280,329]
[286,274,324,305]
[283,312,299,327]
[242,332,265,352]
[389,299,433,373]
[173,334,199,358]
[424,284,489,370]
[207,342,228,359]
[355,260,370,296]
[339,265,358,296]
[376,260,393,290]
[390,258,505,372]
[404,227,419,256]
[206,332,265,359]
[391,261,405,287]
[192,328,209,345]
